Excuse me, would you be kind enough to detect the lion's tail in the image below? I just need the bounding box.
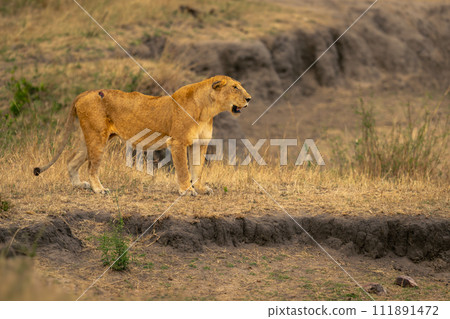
[33,100,78,176]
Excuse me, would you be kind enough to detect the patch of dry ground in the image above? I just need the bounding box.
[17,244,450,301]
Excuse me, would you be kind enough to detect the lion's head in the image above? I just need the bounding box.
[210,76,251,116]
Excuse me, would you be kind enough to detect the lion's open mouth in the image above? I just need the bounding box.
[232,105,242,114]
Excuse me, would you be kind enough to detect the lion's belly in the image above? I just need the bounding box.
[107,109,171,142]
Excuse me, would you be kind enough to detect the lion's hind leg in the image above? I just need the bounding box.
[67,130,90,190]
[84,130,110,194]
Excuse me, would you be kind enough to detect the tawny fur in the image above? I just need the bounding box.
[34,75,251,195]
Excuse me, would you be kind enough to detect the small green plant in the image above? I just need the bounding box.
[143,262,154,269]
[223,186,228,193]
[0,197,10,211]
[98,214,130,271]
[6,76,45,117]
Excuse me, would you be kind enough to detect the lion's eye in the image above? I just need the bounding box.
[233,85,238,90]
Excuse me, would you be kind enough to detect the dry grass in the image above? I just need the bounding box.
[1,132,448,225]
[0,0,322,45]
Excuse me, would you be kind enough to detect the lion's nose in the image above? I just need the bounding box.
[246,97,251,102]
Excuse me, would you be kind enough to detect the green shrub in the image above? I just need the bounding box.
[98,214,130,271]
[6,76,46,117]
[0,199,9,212]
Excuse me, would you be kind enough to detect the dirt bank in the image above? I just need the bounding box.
[1,212,448,264]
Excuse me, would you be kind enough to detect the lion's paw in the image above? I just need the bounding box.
[179,188,198,197]
[93,188,110,195]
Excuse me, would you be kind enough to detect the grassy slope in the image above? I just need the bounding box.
[0,0,447,218]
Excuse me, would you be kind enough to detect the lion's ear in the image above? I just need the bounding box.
[212,80,227,90]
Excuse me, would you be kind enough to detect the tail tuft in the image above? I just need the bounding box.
[33,167,41,176]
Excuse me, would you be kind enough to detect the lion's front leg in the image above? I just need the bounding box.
[188,144,213,195]
[171,142,197,196]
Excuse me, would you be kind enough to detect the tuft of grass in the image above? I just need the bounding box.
[143,262,154,269]
[269,271,290,281]
[97,213,130,271]
[333,90,449,180]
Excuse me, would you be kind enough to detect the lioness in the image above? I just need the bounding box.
[34,75,251,196]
